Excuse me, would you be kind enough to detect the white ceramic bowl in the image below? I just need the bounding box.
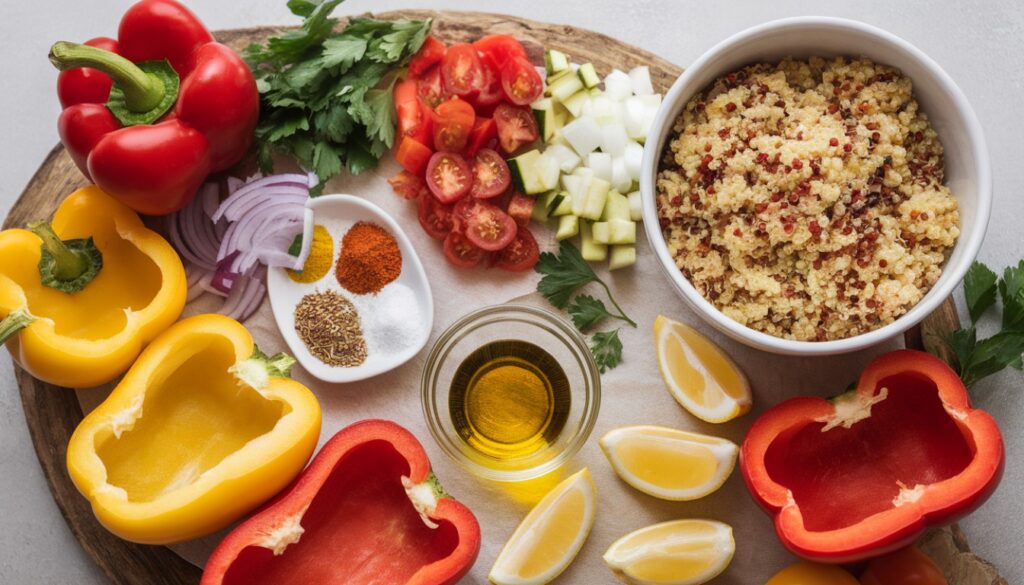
[641,17,991,355]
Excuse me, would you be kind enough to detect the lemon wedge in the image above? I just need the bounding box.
[489,468,597,585]
[600,425,738,501]
[653,315,752,423]
[766,561,859,585]
[603,519,735,585]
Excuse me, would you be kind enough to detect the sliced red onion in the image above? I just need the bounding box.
[211,174,310,222]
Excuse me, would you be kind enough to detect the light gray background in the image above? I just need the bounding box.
[1,1,1021,583]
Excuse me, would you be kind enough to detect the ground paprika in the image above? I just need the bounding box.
[335,221,402,294]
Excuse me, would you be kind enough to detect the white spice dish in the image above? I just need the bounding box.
[267,194,434,383]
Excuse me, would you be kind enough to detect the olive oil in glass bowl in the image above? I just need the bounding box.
[422,305,601,482]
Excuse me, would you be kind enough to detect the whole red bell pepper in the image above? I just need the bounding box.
[740,350,1003,564]
[201,419,481,585]
[50,0,258,216]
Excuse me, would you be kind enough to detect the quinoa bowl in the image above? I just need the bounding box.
[641,17,991,355]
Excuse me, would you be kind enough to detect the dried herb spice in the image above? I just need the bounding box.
[294,289,367,367]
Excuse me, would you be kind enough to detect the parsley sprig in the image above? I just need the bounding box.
[536,241,636,372]
[947,260,1024,387]
[245,0,431,189]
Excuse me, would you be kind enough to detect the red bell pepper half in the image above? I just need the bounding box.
[201,420,481,585]
[50,0,258,216]
[740,350,1003,563]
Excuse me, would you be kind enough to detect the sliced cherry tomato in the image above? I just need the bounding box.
[470,148,512,199]
[465,201,518,251]
[472,35,529,69]
[395,136,433,175]
[506,191,535,226]
[409,36,446,77]
[494,225,539,271]
[860,547,947,585]
[464,117,498,157]
[440,43,484,100]
[426,151,473,204]
[451,196,479,234]
[388,170,424,200]
[501,57,544,106]
[417,65,448,108]
[395,79,433,146]
[432,97,476,152]
[443,231,484,268]
[471,52,505,111]
[494,103,540,154]
[417,192,454,240]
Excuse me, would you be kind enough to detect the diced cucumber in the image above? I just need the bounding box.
[601,124,630,157]
[580,221,607,261]
[602,190,631,221]
[537,153,561,193]
[545,49,570,75]
[628,66,654,96]
[581,178,610,220]
[532,98,559,142]
[534,192,555,222]
[577,63,600,89]
[561,90,590,118]
[547,73,584,102]
[556,214,580,240]
[587,152,612,183]
[604,69,633,101]
[562,174,590,216]
[611,156,632,193]
[627,190,643,221]
[609,245,636,270]
[546,68,574,86]
[550,191,573,216]
[624,141,644,182]
[589,87,603,96]
[591,222,611,244]
[545,142,581,173]
[508,150,559,195]
[608,219,636,244]
[561,116,602,157]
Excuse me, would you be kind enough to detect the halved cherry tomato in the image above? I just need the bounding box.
[470,148,511,199]
[395,136,433,175]
[506,191,535,226]
[417,192,454,240]
[409,36,446,77]
[472,35,529,69]
[860,547,947,585]
[417,65,448,108]
[443,231,484,268]
[464,201,517,251]
[494,103,540,154]
[501,57,544,106]
[395,79,433,146]
[432,97,475,152]
[388,170,424,200]
[464,117,497,157]
[494,225,539,271]
[471,53,505,111]
[451,196,479,234]
[441,43,484,100]
[426,151,473,204]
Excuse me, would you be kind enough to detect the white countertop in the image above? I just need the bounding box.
[1,0,1021,583]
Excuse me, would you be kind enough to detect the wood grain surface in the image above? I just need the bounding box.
[3,11,1004,585]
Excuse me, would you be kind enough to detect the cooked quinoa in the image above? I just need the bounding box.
[656,57,959,341]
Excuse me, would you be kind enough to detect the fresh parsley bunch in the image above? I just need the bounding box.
[535,241,637,372]
[245,0,431,189]
[947,260,1024,387]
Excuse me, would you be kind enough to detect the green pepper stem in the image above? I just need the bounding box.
[0,309,35,345]
[28,221,88,281]
[48,41,165,112]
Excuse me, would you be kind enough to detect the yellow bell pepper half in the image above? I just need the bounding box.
[0,186,186,387]
[66,314,322,544]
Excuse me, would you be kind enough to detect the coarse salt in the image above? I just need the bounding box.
[354,283,422,355]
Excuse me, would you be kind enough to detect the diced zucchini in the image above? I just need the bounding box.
[532,98,559,142]
[608,219,636,244]
[556,214,580,240]
[508,150,558,195]
[589,87,603,96]
[561,116,603,157]
[587,152,612,183]
[628,66,654,96]
[550,191,573,216]
[602,191,631,221]
[577,63,601,89]
[537,153,561,193]
[545,49,570,75]
[561,90,589,118]
[591,221,611,244]
[609,245,636,270]
[545,68,573,86]
[547,73,584,102]
[603,69,633,101]
[545,143,581,173]
[627,190,643,221]
[534,191,558,222]
[580,221,607,261]
[581,178,610,220]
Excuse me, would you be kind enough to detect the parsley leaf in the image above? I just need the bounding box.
[568,295,615,330]
[999,260,1024,330]
[536,241,599,309]
[963,261,998,324]
[590,330,624,373]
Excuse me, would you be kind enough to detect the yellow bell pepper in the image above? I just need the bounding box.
[0,186,186,387]
[66,314,322,544]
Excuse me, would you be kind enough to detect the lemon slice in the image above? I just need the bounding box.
[653,315,752,423]
[603,519,735,585]
[600,425,738,501]
[489,468,597,585]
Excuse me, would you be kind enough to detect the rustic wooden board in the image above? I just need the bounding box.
[3,10,1005,585]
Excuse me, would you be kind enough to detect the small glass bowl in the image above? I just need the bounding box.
[422,304,601,482]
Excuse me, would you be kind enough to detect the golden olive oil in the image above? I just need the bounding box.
[449,340,570,462]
